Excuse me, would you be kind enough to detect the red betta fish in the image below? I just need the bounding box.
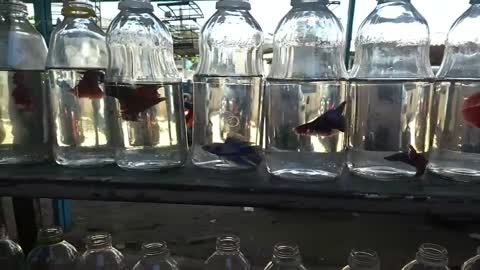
[71,70,105,99]
[11,72,33,112]
[295,101,346,137]
[184,100,193,129]
[462,92,480,128]
[384,145,428,177]
[117,84,166,121]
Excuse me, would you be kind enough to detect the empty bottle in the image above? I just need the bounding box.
[192,0,264,170]
[132,242,178,270]
[342,250,380,270]
[265,0,348,180]
[47,0,116,167]
[0,224,26,270]
[205,235,250,270]
[77,233,125,270]
[0,0,50,164]
[428,0,480,181]
[27,226,78,270]
[402,244,449,270]
[264,243,307,270]
[348,0,434,180]
[106,0,187,171]
[462,247,480,270]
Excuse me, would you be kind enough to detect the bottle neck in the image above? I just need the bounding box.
[142,242,170,259]
[216,235,241,253]
[272,243,302,264]
[85,233,113,250]
[0,2,28,18]
[0,225,8,240]
[416,244,448,267]
[38,227,64,245]
[348,250,380,270]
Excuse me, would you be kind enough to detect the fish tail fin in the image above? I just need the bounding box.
[294,122,312,135]
[335,101,347,114]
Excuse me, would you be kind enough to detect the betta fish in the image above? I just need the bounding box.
[202,136,262,167]
[295,101,346,137]
[71,70,105,99]
[11,72,33,112]
[462,92,480,128]
[113,84,166,121]
[384,145,428,177]
[184,100,193,129]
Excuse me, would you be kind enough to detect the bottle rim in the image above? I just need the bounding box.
[416,243,448,267]
[0,0,27,15]
[471,0,480,4]
[377,0,411,3]
[273,242,300,259]
[291,0,329,6]
[216,0,251,10]
[62,1,96,17]
[118,0,153,11]
[142,242,169,256]
[348,249,380,269]
[216,235,241,252]
[38,226,64,245]
[85,233,113,249]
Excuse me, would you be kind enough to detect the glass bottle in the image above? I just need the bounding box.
[205,235,250,270]
[265,0,347,180]
[428,0,480,181]
[264,243,307,270]
[192,0,264,170]
[348,0,434,180]
[462,247,480,270]
[0,0,50,164]
[77,233,125,270]
[47,0,116,167]
[402,244,449,270]
[342,250,380,270]
[132,242,178,270]
[27,226,78,270]
[0,224,26,270]
[106,0,187,171]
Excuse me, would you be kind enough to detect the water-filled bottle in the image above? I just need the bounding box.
[192,0,264,170]
[77,233,125,270]
[348,0,434,180]
[264,243,307,270]
[428,0,480,182]
[265,0,347,181]
[205,235,250,270]
[0,0,50,164]
[106,0,187,171]
[132,242,178,270]
[341,250,380,270]
[47,0,115,167]
[402,244,449,270]
[27,226,78,270]
[0,225,26,270]
[462,247,480,270]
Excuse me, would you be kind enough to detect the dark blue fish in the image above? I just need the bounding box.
[384,145,428,177]
[295,101,346,137]
[202,137,262,167]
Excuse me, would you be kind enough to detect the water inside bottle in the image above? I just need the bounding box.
[192,75,263,170]
[0,70,49,164]
[348,79,433,180]
[48,68,116,167]
[265,79,346,180]
[106,82,187,170]
[428,80,480,181]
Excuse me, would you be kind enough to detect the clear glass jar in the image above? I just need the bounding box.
[0,225,26,270]
[428,0,480,182]
[192,0,264,170]
[265,0,347,181]
[27,226,78,270]
[106,0,187,171]
[205,235,250,270]
[132,242,178,270]
[77,233,125,270]
[462,247,480,270]
[402,244,449,270]
[0,0,50,164]
[47,0,116,168]
[342,250,380,270]
[264,243,307,270]
[348,0,434,180]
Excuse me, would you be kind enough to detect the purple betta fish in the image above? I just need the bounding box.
[384,145,428,177]
[294,101,347,137]
[202,136,262,167]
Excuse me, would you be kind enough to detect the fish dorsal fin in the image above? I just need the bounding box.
[334,101,346,114]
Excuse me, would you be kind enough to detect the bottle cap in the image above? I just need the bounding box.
[291,0,329,6]
[471,0,480,4]
[118,0,153,11]
[216,0,251,10]
[0,0,27,13]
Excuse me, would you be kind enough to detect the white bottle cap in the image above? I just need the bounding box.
[216,0,251,10]
[118,0,153,11]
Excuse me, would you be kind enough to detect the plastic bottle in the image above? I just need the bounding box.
[264,243,307,270]
[77,233,125,270]
[265,0,347,180]
[428,0,480,182]
[0,0,50,164]
[106,0,187,171]
[402,244,449,270]
[0,224,26,270]
[348,0,434,180]
[132,242,178,270]
[47,0,116,167]
[192,0,264,170]
[205,235,250,270]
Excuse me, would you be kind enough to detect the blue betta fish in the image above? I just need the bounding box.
[202,136,262,167]
[295,101,347,137]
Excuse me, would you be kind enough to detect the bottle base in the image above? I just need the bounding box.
[55,147,115,168]
[116,148,186,171]
[268,168,337,181]
[0,145,49,165]
[428,165,480,183]
[348,165,416,181]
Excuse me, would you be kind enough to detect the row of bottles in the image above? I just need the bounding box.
[3,226,478,270]
[0,0,479,182]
